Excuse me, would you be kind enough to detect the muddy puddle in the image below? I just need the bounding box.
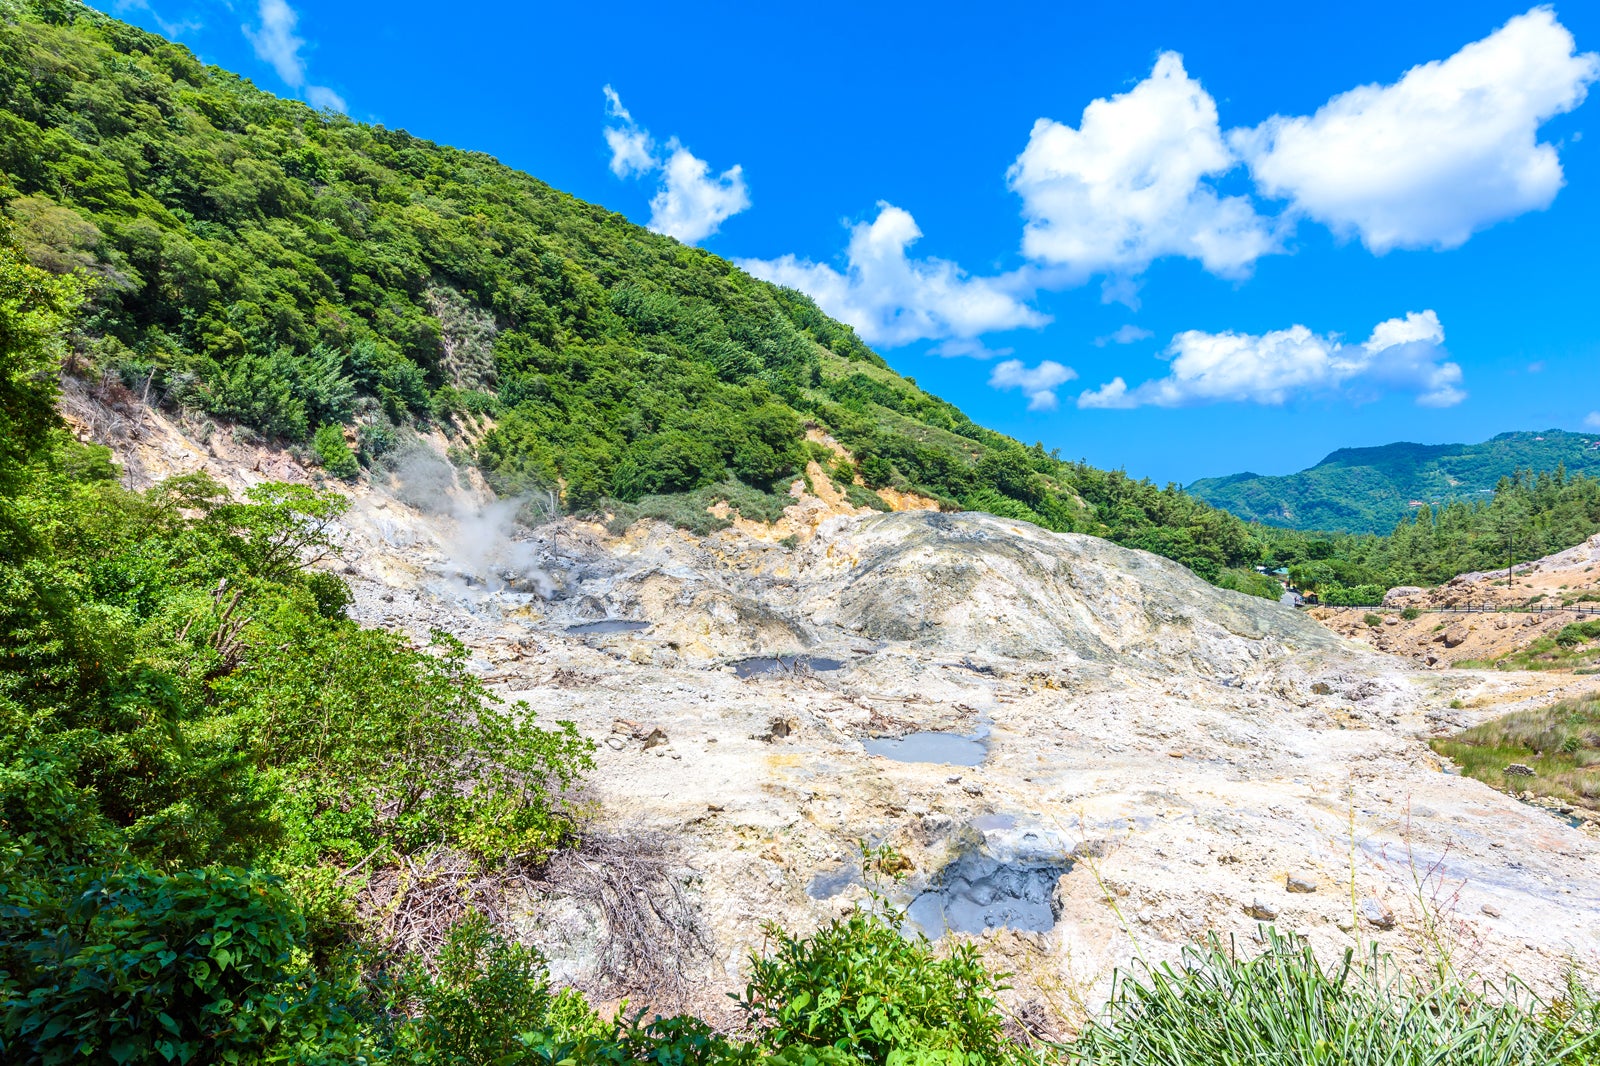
[732,655,845,679]
[863,729,987,766]
[904,850,1068,937]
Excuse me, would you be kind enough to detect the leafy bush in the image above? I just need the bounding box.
[1401,606,1422,620]
[0,860,350,1065]
[313,423,359,479]
[1364,613,1384,627]
[738,908,1020,1064]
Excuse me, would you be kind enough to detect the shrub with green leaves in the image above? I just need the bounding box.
[218,628,593,865]
[313,423,360,480]
[738,909,1021,1064]
[0,858,355,1065]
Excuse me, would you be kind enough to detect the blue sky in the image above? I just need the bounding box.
[105,0,1600,485]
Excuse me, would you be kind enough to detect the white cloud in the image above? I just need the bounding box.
[738,203,1049,348]
[602,85,655,177]
[1078,309,1464,409]
[1586,411,1600,429]
[989,359,1077,411]
[649,143,750,244]
[1007,52,1278,283]
[1234,7,1600,252]
[601,87,749,244]
[305,84,346,114]
[929,338,1014,360]
[1095,324,1154,347]
[111,0,202,37]
[241,0,345,112]
[243,0,305,87]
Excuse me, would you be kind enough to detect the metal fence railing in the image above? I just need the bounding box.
[1301,602,1600,618]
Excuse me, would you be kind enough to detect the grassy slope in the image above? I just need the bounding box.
[1190,431,1600,535]
[1431,693,1600,813]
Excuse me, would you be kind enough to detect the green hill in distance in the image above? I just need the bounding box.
[1189,430,1600,535]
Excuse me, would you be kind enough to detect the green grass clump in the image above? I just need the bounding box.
[1463,622,1600,672]
[1430,694,1600,812]
[1070,930,1598,1065]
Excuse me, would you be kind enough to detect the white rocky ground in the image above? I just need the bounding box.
[76,397,1600,1023]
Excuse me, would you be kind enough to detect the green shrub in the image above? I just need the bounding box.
[216,629,592,865]
[0,861,348,1065]
[1364,613,1384,628]
[313,424,359,479]
[738,908,1020,1064]
[1401,606,1422,621]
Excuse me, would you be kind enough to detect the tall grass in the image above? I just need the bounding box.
[1066,930,1598,1065]
[1431,695,1600,812]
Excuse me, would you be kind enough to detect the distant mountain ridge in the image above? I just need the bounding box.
[1188,430,1600,535]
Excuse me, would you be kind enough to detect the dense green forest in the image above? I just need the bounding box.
[1190,431,1600,536]
[7,0,1595,612]
[0,0,1263,586]
[1260,468,1600,604]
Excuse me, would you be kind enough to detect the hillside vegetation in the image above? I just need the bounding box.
[0,0,1259,586]
[1260,468,1600,605]
[1190,431,1600,535]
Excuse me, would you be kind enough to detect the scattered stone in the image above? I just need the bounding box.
[1335,914,1356,932]
[1311,682,1334,696]
[962,781,984,796]
[1245,899,1280,921]
[1136,909,1154,924]
[604,735,626,750]
[1481,904,1502,918]
[1504,764,1536,777]
[1285,874,1316,894]
[1360,897,1396,930]
[641,728,670,751]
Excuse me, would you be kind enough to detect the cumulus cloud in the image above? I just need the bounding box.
[1095,324,1154,347]
[738,203,1049,348]
[242,0,345,112]
[1078,310,1464,409]
[989,359,1078,411]
[1586,411,1600,429]
[305,84,347,113]
[111,0,201,37]
[1007,53,1278,284]
[602,86,749,244]
[1233,7,1600,252]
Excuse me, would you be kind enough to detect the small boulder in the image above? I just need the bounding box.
[1360,897,1395,930]
[1244,899,1280,921]
[1285,874,1317,894]
[1311,682,1334,696]
[1503,763,1536,777]
[1481,904,1502,918]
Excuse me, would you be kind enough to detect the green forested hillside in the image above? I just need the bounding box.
[0,0,1262,584]
[1190,430,1600,535]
